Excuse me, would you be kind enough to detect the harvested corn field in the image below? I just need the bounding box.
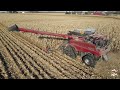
[0,13,120,79]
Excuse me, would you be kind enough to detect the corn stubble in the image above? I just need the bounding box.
[0,13,120,79]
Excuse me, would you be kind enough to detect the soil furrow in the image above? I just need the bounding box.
[0,34,26,79]
[0,32,33,79]
[3,32,47,79]
[0,53,8,79]
[3,30,68,79]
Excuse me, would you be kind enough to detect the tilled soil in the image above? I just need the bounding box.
[1,13,120,79]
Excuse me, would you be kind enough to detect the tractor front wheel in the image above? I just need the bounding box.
[82,54,96,67]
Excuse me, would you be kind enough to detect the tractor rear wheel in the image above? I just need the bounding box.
[82,54,96,67]
[63,45,77,59]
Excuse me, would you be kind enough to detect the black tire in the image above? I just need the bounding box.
[63,45,77,59]
[82,54,96,67]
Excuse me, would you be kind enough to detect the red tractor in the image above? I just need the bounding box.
[8,24,111,67]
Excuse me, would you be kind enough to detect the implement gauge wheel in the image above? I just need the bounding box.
[63,45,77,59]
[82,54,96,67]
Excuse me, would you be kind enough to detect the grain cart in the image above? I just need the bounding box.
[8,24,111,67]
